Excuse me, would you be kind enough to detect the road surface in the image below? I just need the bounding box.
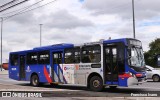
[0,74,160,97]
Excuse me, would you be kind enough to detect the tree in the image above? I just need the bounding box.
[144,38,160,67]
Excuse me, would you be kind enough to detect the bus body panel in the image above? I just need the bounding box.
[25,65,50,83]
[9,53,21,81]
[62,63,103,86]
[9,65,20,81]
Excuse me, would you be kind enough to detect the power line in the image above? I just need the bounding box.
[0,0,29,13]
[1,0,44,16]
[0,0,19,9]
[3,0,57,21]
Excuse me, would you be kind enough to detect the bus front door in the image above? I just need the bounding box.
[52,52,64,83]
[104,46,118,85]
[19,55,26,80]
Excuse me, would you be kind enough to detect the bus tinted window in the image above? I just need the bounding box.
[117,43,125,73]
[27,52,38,65]
[65,47,80,64]
[38,51,50,64]
[74,48,80,63]
[53,53,62,64]
[10,54,18,66]
[81,45,101,63]
[65,50,74,63]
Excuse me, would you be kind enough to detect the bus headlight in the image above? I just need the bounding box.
[129,72,133,76]
[129,72,136,78]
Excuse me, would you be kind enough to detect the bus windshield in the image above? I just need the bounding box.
[127,39,145,68]
[128,47,145,67]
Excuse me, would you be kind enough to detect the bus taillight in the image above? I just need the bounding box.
[135,73,143,77]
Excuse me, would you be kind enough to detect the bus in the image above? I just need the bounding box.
[9,38,146,91]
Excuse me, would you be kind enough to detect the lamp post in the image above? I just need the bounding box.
[0,17,3,71]
[132,0,136,38]
[39,24,43,47]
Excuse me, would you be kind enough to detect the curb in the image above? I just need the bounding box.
[0,70,8,75]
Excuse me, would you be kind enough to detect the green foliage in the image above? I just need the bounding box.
[144,38,160,67]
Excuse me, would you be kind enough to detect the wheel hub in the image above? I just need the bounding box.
[93,80,100,87]
[33,78,38,85]
[153,76,159,81]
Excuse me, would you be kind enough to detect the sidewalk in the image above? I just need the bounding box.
[0,70,8,75]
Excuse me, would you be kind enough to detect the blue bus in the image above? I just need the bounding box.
[9,38,146,91]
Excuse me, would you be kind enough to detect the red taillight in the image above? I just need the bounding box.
[119,73,132,78]
[135,73,142,77]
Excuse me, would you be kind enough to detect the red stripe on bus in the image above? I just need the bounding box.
[43,66,52,83]
[118,73,131,78]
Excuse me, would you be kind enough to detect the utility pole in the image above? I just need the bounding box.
[132,0,136,38]
[0,17,3,71]
[0,0,29,71]
[39,24,43,47]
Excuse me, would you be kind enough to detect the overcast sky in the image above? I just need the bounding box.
[0,0,160,62]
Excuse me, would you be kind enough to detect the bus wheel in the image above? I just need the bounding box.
[30,75,39,87]
[89,76,103,92]
[152,75,160,82]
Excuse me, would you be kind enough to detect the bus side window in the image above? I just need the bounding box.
[38,51,50,64]
[81,50,90,63]
[27,52,38,65]
[65,50,74,64]
[81,45,101,63]
[64,47,80,64]
[10,54,18,66]
[74,48,80,63]
[53,53,62,64]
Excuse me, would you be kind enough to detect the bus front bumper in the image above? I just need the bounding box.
[127,77,147,86]
[137,77,147,84]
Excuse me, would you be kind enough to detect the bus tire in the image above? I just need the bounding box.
[152,75,160,82]
[30,74,40,87]
[89,76,103,92]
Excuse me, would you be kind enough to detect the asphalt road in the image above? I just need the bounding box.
[0,74,160,98]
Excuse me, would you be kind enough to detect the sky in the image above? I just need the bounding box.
[0,0,160,62]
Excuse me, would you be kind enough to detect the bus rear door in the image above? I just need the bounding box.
[19,55,26,80]
[51,51,64,83]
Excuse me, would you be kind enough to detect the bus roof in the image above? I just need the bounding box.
[10,38,140,54]
[10,43,74,54]
[33,43,74,50]
[103,38,141,45]
[103,38,127,45]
